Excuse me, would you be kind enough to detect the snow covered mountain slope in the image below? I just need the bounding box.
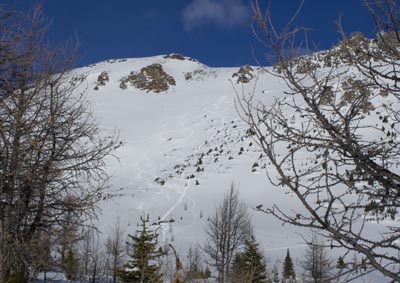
[72,53,386,281]
[77,55,300,253]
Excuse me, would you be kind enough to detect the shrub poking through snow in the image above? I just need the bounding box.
[154,177,166,186]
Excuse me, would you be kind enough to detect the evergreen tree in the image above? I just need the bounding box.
[231,252,248,283]
[336,256,345,270]
[282,249,295,282]
[230,235,271,283]
[62,248,80,280]
[203,266,211,279]
[116,215,164,283]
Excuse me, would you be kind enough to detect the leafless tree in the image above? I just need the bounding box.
[104,219,126,283]
[57,199,84,266]
[0,3,118,281]
[80,227,105,283]
[204,184,252,283]
[183,244,205,283]
[301,232,333,283]
[237,0,400,281]
[160,242,175,283]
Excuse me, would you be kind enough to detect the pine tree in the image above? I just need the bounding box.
[231,252,248,283]
[62,248,80,280]
[203,266,211,279]
[282,249,295,282]
[116,215,164,283]
[230,235,271,283]
[336,256,345,270]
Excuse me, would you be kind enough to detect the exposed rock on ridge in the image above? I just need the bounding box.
[119,63,176,93]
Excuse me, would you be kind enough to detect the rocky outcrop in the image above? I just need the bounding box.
[163,53,198,62]
[94,71,109,90]
[232,65,254,84]
[119,64,176,93]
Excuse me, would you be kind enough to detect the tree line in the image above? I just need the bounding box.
[49,185,348,283]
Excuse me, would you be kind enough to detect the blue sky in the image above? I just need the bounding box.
[5,1,374,67]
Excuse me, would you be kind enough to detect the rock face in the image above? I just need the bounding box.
[184,69,213,81]
[94,71,109,90]
[163,53,198,62]
[232,65,254,84]
[119,64,176,93]
[163,53,186,60]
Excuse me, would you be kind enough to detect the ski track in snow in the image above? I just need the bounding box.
[130,93,233,241]
[164,96,233,239]
[263,244,307,252]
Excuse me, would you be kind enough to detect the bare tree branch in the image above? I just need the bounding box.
[241,0,400,281]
